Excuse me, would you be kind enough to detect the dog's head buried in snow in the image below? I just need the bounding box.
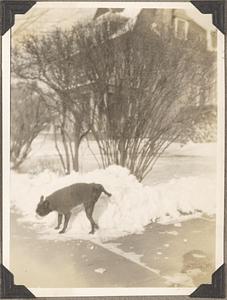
[36,195,52,216]
[36,183,112,234]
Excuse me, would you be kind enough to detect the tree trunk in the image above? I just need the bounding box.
[53,124,66,173]
[119,138,126,167]
[73,125,80,172]
[59,104,71,175]
[61,127,70,174]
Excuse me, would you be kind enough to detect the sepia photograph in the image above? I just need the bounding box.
[2,1,225,297]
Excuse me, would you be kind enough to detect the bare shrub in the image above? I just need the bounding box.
[74,17,216,181]
[12,28,92,174]
[10,82,50,169]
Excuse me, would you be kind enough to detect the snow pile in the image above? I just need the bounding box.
[94,268,106,274]
[11,165,216,241]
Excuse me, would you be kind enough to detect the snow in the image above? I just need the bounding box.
[186,268,203,277]
[164,273,194,287]
[97,242,160,275]
[163,142,216,157]
[94,268,106,274]
[30,138,216,159]
[163,231,179,236]
[11,164,216,242]
[192,253,206,258]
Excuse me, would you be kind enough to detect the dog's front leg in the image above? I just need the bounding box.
[59,212,71,234]
[55,213,63,230]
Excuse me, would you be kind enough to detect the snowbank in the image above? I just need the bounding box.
[11,165,216,241]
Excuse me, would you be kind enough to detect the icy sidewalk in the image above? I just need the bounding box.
[10,211,215,288]
[10,212,164,288]
[102,216,215,287]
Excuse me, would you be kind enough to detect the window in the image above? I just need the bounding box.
[174,17,189,40]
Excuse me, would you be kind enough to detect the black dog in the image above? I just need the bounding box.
[36,183,112,234]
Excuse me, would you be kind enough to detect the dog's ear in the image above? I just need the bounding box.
[40,195,44,203]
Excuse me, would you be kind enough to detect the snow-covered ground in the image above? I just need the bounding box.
[31,136,217,159]
[11,162,216,242]
[10,142,218,289]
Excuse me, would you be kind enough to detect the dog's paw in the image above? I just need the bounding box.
[59,230,65,234]
[55,226,60,230]
[89,230,95,234]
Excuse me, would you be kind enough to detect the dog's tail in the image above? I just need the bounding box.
[101,186,112,197]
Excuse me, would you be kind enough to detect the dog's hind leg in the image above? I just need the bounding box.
[55,213,63,230]
[85,203,98,234]
[91,202,99,230]
[59,212,71,234]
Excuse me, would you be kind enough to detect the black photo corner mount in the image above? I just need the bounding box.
[1,264,36,298]
[191,1,225,34]
[190,264,225,298]
[1,0,36,36]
